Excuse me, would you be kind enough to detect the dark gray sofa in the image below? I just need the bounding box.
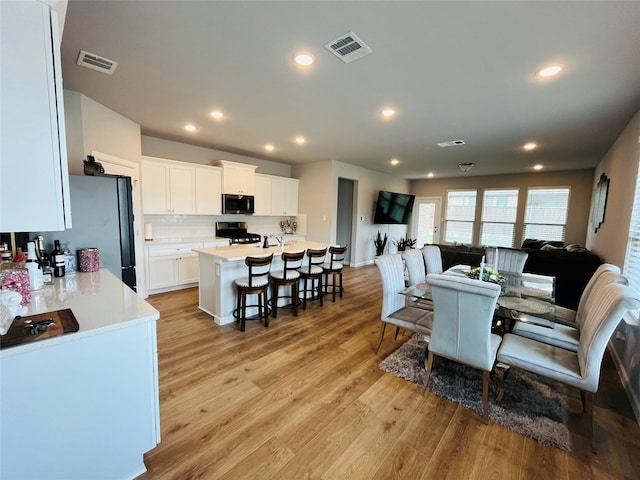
[428,241,603,310]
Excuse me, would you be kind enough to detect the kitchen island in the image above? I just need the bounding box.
[193,240,330,325]
[0,269,160,480]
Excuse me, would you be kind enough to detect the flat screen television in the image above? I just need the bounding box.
[373,190,415,224]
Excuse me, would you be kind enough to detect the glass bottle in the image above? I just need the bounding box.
[35,235,50,266]
[25,241,44,291]
[12,247,26,263]
[34,235,54,284]
[52,240,66,277]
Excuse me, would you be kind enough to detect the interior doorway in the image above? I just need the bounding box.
[411,196,442,247]
[336,178,355,264]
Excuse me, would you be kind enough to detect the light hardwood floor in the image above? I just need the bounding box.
[138,264,640,479]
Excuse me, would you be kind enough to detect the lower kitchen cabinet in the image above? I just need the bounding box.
[147,242,202,291]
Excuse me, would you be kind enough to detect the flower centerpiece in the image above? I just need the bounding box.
[468,267,504,284]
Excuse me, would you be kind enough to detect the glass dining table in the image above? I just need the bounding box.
[401,264,557,333]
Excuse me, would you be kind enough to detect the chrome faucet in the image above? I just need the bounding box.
[269,235,284,246]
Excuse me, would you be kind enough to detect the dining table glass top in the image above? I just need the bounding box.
[401,264,557,330]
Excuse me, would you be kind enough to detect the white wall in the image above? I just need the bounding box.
[64,90,142,173]
[63,90,146,295]
[586,109,640,423]
[293,160,410,266]
[293,161,333,244]
[141,136,291,177]
[410,169,594,247]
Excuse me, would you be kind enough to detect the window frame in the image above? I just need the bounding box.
[444,189,477,245]
[523,186,571,244]
[480,188,519,247]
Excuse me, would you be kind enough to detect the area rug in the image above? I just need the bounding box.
[379,333,571,451]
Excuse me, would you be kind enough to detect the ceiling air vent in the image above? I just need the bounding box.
[76,50,118,75]
[437,140,466,148]
[324,32,372,63]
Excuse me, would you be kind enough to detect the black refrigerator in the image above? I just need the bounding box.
[37,174,137,291]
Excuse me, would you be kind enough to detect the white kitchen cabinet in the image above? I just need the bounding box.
[0,270,160,480]
[252,174,299,216]
[147,242,202,291]
[271,177,299,216]
[214,160,257,195]
[180,254,200,283]
[195,166,222,215]
[254,174,273,216]
[141,156,196,214]
[169,163,196,214]
[0,0,71,231]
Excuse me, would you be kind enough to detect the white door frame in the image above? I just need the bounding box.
[411,196,442,245]
[91,151,146,298]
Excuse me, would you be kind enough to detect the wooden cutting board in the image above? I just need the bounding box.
[0,309,79,349]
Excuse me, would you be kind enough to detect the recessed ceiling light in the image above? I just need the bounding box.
[381,109,396,118]
[390,158,399,166]
[210,111,224,120]
[295,136,305,145]
[533,164,544,170]
[294,52,315,66]
[427,172,434,178]
[537,64,563,77]
[184,124,196,132]
[264,144,274,152]
[523,142,537,151]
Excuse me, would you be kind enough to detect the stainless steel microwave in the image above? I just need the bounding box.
[222,194,255,214]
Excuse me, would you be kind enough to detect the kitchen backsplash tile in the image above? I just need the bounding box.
[143,215,303,239]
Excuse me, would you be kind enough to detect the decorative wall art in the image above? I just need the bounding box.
[591,173,609,233]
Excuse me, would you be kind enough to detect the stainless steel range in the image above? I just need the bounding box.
[215,221,262,245]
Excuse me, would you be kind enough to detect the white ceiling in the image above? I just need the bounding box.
[60,1,640,179]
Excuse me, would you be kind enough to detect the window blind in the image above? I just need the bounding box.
[480,189,519,247]
[624,164,640,302]
[445,190,476,244]
[523,187,570,242]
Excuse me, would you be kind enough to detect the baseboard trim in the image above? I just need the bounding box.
[351,259,374,268]
[607,340,640,426]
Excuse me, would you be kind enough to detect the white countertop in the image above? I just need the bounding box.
[193,240,329,262]
[0,269,159,358]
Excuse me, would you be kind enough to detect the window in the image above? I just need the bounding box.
[523,187,570,242]
[445,190,476,244]
[624,164,640,302]
[480,189,519,247]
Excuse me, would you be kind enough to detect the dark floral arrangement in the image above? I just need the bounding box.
[468,267,504,284]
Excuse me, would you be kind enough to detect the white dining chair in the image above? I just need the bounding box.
[486,247,528,273]
[403,248,432,310]
[497,282,640,453]
[553,263,621,327]
[402,249,426,286]
[423,273,502,423]
[511,271,628,352]
[374,254,433,353]
[422,245,443,274]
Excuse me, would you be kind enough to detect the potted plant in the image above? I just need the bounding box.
[393,237,417,252]
[374,231,388,256]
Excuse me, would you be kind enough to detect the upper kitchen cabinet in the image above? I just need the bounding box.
[142,157,196,215]
[1,0,71,231]
[272,177,299,216]
[194,166,222,215]
[213,160,257,195]
[253,174,272,216]
[253,174,299,216]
